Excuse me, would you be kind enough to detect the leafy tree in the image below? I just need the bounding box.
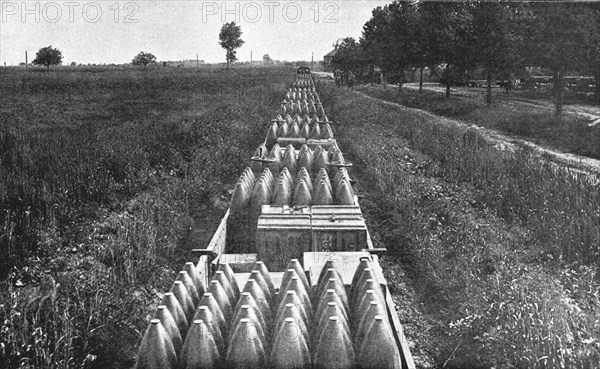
[219,22,244,70]
[422,1,477,98]
[361,6,393,86]
[263,54,272,64]
[331,37,367,80]
[524,2,599,115]
[471,2,526,105]
[32,46,63,70]
[361,1,420,88]
[132,51,157,68]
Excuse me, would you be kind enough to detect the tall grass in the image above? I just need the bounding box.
[0,66,291,367]
[358,85,600,160]
[330,86,600,367]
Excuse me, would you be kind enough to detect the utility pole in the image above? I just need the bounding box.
[25,51,28,68]
[311,52,314,69]
[250,50,253,63]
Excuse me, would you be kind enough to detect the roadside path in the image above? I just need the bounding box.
[402,82,600,126]
[354,90,600,182]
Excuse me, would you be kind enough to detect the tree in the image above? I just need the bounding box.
[421,1,477,98]
[331,37,367,81]
[219,22,244,70]
[263,54,273,65]
[132,51,157,68]
[471,2,526,105]
[523,2,599,115]
[32,46,63,70]
[361,2,419,88]
[361,5,393,86]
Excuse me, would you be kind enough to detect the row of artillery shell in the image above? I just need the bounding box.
[284,87,320,99]
[251,142,343,178]
[276,112,329,126]
[283,93,320,105]
[292,79,315,88]
[136,258,401,369]
[266,119,334,145]
[230,164,354,215]
[279,101,325,117]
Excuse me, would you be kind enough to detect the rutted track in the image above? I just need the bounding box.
[355,90,600,185]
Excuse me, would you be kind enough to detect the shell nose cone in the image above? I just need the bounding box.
[357,316,402,369]
[313,316,354,369]
[170,280,195,324]
[136,319,177,369]
[293,179,312,207]
[176,271,200,307]
[152,305,183,357]
[226,318,267,369]
[271,318,311,369]
[161,292,188,339]
[179,319,221,369]
[192,305,225,356]
[184,262,206,298]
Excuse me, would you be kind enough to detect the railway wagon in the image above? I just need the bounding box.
[134,69,416,369]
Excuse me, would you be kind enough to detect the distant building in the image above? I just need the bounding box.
[323,49,337,67]
[163,59,205,67]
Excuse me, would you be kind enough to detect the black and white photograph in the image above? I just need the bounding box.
[1,1,599,368]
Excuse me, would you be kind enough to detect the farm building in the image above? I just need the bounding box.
[323,49,337,67]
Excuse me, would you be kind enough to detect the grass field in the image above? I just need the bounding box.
[328,84,600,367]
[1,67,599,368]
[356,85,600,160]
[0,65,291,368]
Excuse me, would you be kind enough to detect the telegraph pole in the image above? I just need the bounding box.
[25,51,28,68]
[311,52,314,69]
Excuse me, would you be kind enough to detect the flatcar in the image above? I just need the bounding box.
[135,72,415,369]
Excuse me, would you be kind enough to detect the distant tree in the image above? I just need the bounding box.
[471,2,526,105]
[32,46,63,70]
[263,54,272,64]
[524,2,599,115]
[361,5,394,86]
[331,37,367,81]
[219,22,244,70]
[421,1,477,98]
[70,61,77,67]
[132,51,157,68]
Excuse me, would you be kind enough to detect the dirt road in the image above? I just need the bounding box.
[402,82,600,127]
[355,90,600,182]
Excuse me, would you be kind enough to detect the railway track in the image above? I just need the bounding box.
[134,69,416,369]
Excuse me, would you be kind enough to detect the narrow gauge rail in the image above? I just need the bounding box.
[135,68,416,369]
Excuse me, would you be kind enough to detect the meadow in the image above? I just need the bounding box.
[356,85,600,160]
[0,65,290,368]
[1,66,599,368]
[329,85,600,367]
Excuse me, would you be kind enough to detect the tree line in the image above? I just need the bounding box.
[331,1,600,114]
[23,22,246,72]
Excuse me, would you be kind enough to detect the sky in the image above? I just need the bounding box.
[0,0,390,65]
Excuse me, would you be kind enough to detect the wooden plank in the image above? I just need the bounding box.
[367,229,415,369]
[384,283,416,369]
[303,251,370,287]
[219,253,258,273]
[195,209,229,285]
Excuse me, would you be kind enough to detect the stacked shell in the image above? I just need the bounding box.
[136,256,402,369]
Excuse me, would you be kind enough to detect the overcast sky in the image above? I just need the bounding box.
[0,0,389,65]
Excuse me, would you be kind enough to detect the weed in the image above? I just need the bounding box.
[0,66,291,367]
[333,86,600,367]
